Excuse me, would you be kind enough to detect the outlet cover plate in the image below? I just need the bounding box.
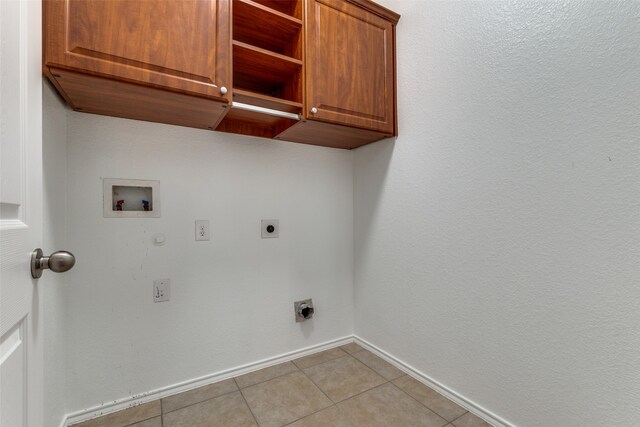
[153,279,171,302]
[261,219,279,238]
[195,220,210,241]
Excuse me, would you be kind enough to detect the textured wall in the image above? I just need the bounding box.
[42,82,69,427]
[63,113,354,414]
[354,1,640,426]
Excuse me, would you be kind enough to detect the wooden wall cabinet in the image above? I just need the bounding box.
[303,0,397,135]
[43,0,399,149]
[305,0,396,135]
[44,0,232,130]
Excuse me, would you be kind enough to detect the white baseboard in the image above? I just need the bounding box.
[61,335,513,427]
[353,336,515,427]
[61,336,354,427]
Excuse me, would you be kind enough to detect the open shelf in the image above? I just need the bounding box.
[233,0,302,59]
[233,89,302,114]
[233,41,302,103]
[248,0,301,19]
[216,107,298,139]
[228,0,303,138]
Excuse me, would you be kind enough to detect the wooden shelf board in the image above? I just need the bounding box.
[233,41,302,68]
[232,89,302,113]
[233,41,302,102]
[233,0,302,58]
[249,0,301,19]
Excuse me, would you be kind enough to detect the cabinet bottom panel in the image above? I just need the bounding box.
[46,68,229,131]
[216,107,298,139]
[275,119,390,149]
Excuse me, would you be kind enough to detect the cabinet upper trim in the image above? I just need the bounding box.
[343,0,400,24]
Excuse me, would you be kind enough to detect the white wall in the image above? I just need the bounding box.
[42,82,69,427]
[354,1,640,426]
[62,113,354,414]
[45,1,640,424]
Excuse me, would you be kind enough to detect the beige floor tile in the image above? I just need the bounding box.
[161,378,238,414]
[338,383,448,427]
[452,412,493,427]
[293,347,348,369]
[393,376,467,421]
[71,401,161,427]
[286,405,353,427]
[235,361,299,389]
[241,371,332,427]
[163,391,256,427]
[352,350,404,381]
[127,417,161,427]
[303,355,386,402]
[339,343,365,354]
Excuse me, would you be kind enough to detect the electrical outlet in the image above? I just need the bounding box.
[261,219,279,238]
[195,220,210,241]
[153,279,171,303]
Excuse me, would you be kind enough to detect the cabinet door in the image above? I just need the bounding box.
[305,0,395,134]
[44,0,231,101]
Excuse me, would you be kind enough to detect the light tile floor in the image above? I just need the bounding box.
[72,343,493,427]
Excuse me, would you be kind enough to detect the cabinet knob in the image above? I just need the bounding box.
[220,86,228,95]
[310,107,318,114]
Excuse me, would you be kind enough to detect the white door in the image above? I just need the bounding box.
[0,0,44,426]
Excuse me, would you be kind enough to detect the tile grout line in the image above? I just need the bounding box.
[388,380,458,425]
[235,362,301,390]
[240,350,361,426]
[88,344,412,427]
[298,359,338,406]
[300,349,389,405]
[292,348,350,370]
[334,379,392,404]
[448,410,471,426]
[235,370,263,427]
[343,347,366,356]
[350,349,407,383]
[338,351,391,394]
[241,365,336,427]
[303,379,394,421]
[161,386,239,417]
[283,350,372,424]
[350,349,462,422]
[281,404,338,427]
[156,346,351,422]
[344,346,398,382]
[238,387,261,427]
[293,351,353,373]
[346,352,388,379]
[115,409,160,427]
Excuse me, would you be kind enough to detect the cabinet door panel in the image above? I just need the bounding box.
[305,0,395,134]
[45,0,231,100]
